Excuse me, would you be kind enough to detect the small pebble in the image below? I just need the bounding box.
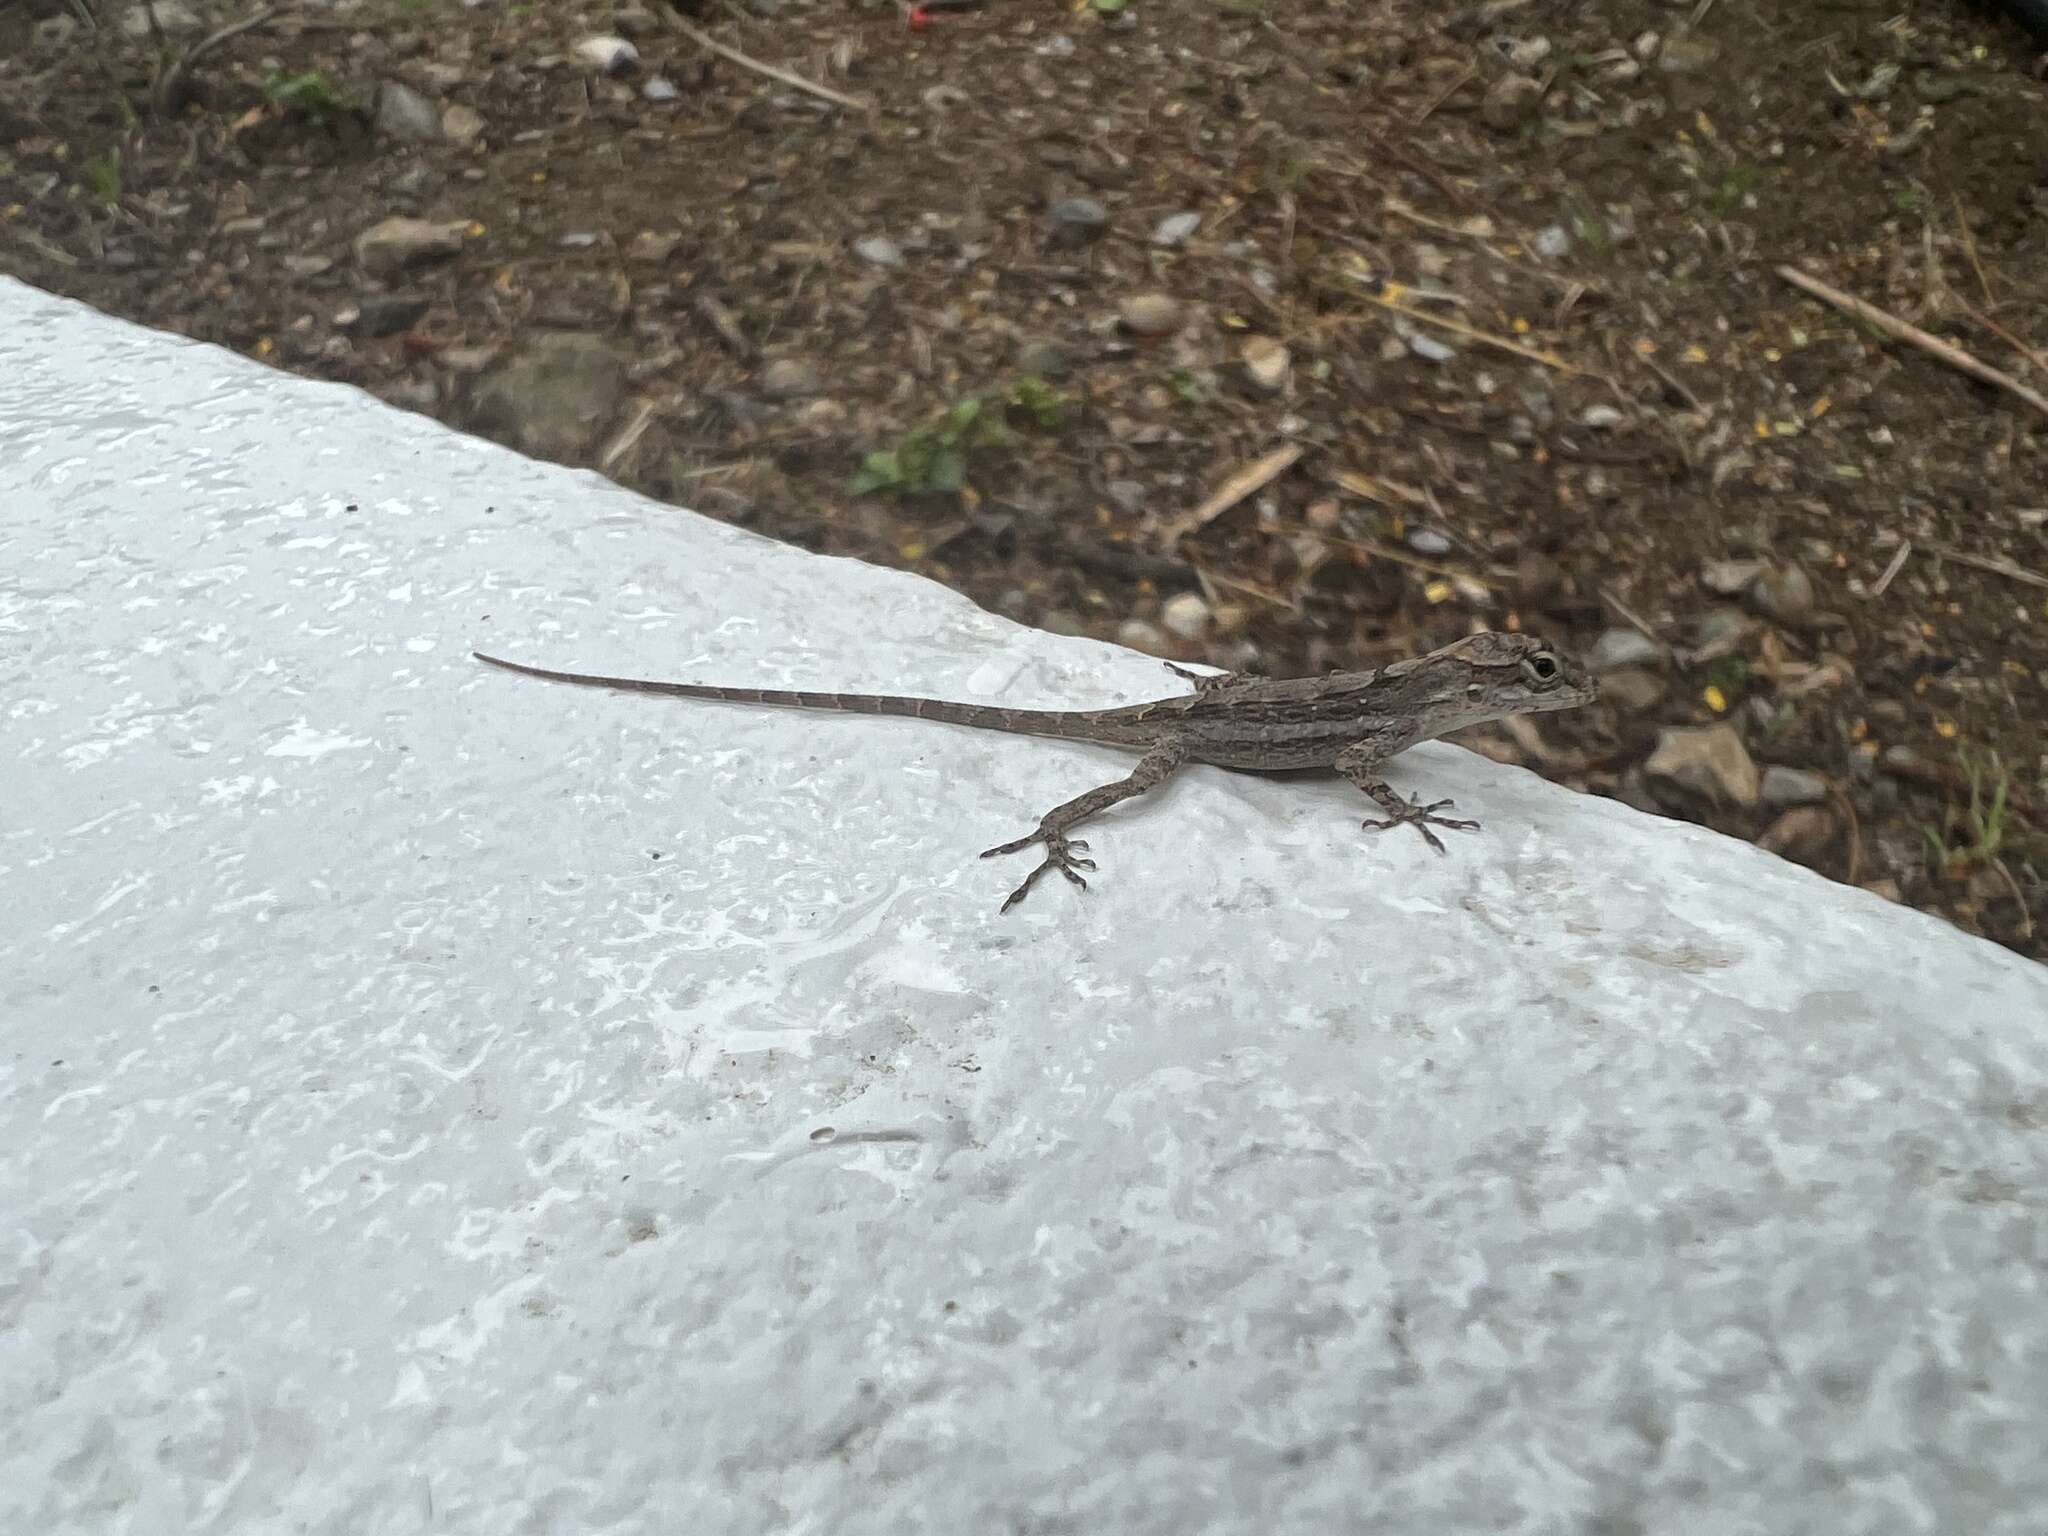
[1659,33,1720,75]
[1152,211,1202,248]
[1161,593,1211,641]
[1047,197,1108,247]
[1480,73,1544,133]
[854,236,905,269]
[1761,766,1829,807]
[1701,559,1767,597]
[1240,336,1290,393]
[575,35,639,75]
[1118,293,1183,338]
[1588,627,1662,674]
[759,357,823,399]
[1750,563,1815,625]
[1117,618,1167,653]
[1406,528,1453,557]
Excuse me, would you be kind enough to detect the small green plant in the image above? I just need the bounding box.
[80,148,122,206]
[1006,373,1063,429]
[1566,199,1611,253]
[852,396,1005,497]
[1921,749,2011,875]
[1700,160,1757,221]
[852,379,1065,498]
[264,69,348,125]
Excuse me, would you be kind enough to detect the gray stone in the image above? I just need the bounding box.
[1405,528,1452,558]
[1760,765,1829,808]
[1047,198,1108,247]
[1118,293,1182,338]
[1240,336,1289,394]
[1599,668,1667,713]
[1151,211,1202,248]
[759,357,824,400]
[1701,558,1767,597]
[1116,618,1166,653]
[1480,74,1544,133]
[375,81,443,144]
[1645,724,1761,809]
[344,295,431,337]
[854,236,905,270]
[575,35,639,74]
[1588,626,1663,674]
[1160,593,1210,641]
[1016,340,1071,379]
[1659,33,1722,75]
[1758,805,1837,864]
[354,216,470,277]
[441,104,486,145]
[469,333,629,459]
[121,0,199,36]
[1749,563,1815,626]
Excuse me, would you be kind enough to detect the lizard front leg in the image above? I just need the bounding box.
[1334,741,1479,855]
[980,740,1187,912]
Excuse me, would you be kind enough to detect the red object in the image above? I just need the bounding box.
[907,5,930,26]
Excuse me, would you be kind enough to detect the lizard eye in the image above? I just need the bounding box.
[1526,652,1560,684]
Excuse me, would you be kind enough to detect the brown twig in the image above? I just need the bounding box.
[664,16,870,112]
[1964,303,2048,380]
[1413,60,1477,125]
[153,4,283,117]
[1775,264,2048,424]
[1161,443,1306,549]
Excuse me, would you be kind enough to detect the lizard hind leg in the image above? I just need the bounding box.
[979,740,1187,912]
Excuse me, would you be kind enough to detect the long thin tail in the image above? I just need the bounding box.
[471,651,1147,743]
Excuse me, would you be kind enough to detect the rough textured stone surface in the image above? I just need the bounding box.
[5,278,2048,1536]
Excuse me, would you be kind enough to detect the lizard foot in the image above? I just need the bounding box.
[1361,796,1480,856]
[1163,661,1235,696]
[980,829,1096,913]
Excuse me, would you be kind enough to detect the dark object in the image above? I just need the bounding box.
[1988,0,2048,40]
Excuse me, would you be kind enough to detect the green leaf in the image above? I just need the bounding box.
[849,450,902,495]
[928,447,967,493]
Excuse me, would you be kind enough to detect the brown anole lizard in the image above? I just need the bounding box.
[473,631,1597,911]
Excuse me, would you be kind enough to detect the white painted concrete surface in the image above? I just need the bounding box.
[4,277,2046,1534]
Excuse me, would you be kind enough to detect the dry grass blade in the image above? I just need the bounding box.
[1776,264,2048,423]
[1317,284,1579,374]
[664,16,871,112]
[1160,444,1306,549]
[1924,543,2048,593]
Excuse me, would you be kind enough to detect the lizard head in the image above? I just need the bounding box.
[1439,631,1599,720]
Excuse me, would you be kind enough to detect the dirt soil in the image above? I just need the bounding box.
[5,0,2048,958]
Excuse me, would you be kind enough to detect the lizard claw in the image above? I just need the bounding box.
[1361,796,1480,856]
[982,827,1095,912]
